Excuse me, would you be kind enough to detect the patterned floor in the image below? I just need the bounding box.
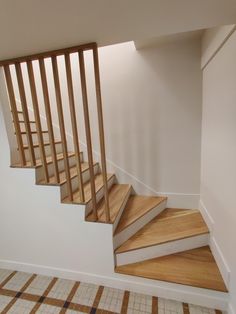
[0,268,222,313]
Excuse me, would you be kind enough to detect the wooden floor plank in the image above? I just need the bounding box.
[114,195,167,235]
[86,184,131,223]
[116,208,209,253]
[115,246,228,292]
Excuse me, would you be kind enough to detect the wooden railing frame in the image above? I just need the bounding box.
[79,51,97,219]
[15,62,36,166]
[4,65,26,166]
[27,60,49,182]
[1,42,110,222]
[65,53,85,203]
[39,59,60,183]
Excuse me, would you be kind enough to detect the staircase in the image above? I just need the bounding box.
[0,43,228,303]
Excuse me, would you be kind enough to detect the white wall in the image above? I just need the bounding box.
[0,97,229,309]
[15,39,202,207]
[201,28,236,313]
[98,40,202,206]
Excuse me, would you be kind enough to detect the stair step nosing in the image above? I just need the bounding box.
[114,197,167,236]
[86,184,132,224]
[62,174,116,205]
[115,230,210,254]
[38,162,99,186]
[115,234,210,267]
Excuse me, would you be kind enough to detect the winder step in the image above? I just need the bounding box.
[115,246,228,292]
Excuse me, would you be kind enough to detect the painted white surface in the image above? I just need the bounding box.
[12,38,202,207]
[0,100,228,308]
[0,0,236,60]
[201,24,236,68]
[116,234,210,266]
[201,27,236,313]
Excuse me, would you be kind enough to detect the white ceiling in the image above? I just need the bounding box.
[0,0,236,60]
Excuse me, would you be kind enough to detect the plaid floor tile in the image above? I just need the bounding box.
[0,268,223,314]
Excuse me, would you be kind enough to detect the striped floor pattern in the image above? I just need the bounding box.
[0,268,222,313]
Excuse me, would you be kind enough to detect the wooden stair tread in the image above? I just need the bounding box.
[22,140,62,149]
[38,162,98,185]
[11,152,76,168]
[116,208,209,253]
[114,195,167,235]
[62,173,115,204]
[18,120,36,123]
[16,130,49,135]
[86,184,132,223]
[115,246,228,292]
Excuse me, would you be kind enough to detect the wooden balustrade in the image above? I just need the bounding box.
[0,43,110,222]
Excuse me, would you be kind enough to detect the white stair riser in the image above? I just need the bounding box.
[24,142,63,159]
[21,133,50,145]
[85,175,116,215]
[60,164,100,200]
[35,153,83,182]
[116,233,210,266]
[113,199,167,250]
[113,188,132,233]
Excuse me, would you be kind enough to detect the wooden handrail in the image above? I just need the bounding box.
[0,43,97,67]
[4,65,26,166]
[27,61,49,182]
[79,51,97,218]
[65,53,85,202]
[15,63,36,166]
[39,59,60,183]
[51,56,73,200]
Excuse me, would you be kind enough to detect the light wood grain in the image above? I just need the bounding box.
[114,195,167,235]
[62,173,114,204]
[115,246,228,292]
[116,208,209,253]
[93,47,110,222]
[27,60,49,182]
[15,62,36,166]
[39,58,60,183]
[4,65,26,166]
[11,152,76,168]
[21,140,62,150]
[86,184,131,223]
[79,51,97,218]
[65,52,84,202]
[38,162,98,186]
[52,56,73,200]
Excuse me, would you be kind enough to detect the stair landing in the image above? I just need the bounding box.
[115,246,228,292]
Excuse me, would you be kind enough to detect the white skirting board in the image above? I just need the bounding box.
[0,259,229,310]
[199,200,231,289]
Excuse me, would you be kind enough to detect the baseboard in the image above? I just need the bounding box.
[229,303,236,314]
[199,200,230,289]
[0,259,229,310]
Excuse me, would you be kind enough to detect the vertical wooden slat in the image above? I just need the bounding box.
[79,51,97,219]
[92,47,110,222]
[51,56,73,201]
[39,58,60,183]
[4,65,26,166]
[15,62,36,166]
[27,60,49,182]
[65,53,85,202]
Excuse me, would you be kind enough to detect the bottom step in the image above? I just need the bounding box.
[115,246,227,292]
